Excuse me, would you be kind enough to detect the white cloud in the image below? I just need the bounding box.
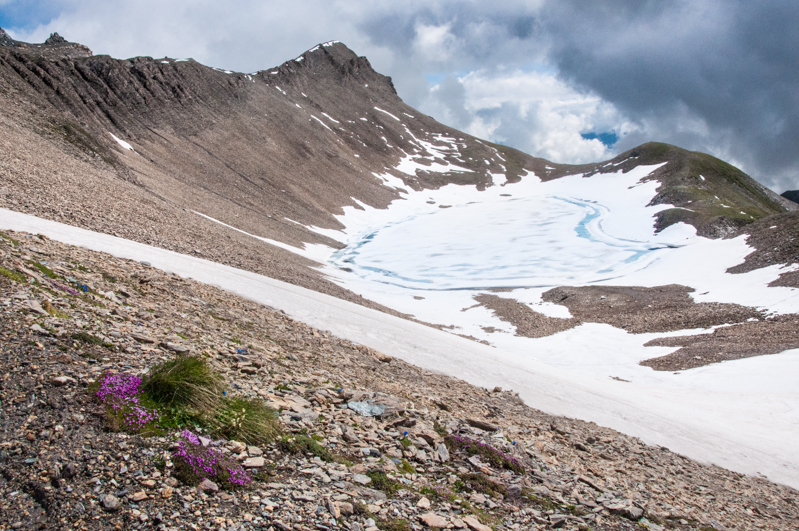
[423,69,634,163]
[412,22,458,62]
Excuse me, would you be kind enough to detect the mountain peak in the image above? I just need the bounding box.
[0,27,12,47]
[269,40,397,96]
[0,28,92,58]
[44,32,68,45]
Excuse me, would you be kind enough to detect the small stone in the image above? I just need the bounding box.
[247,446,263,456]
[140,479,156,488]
[436,443,450,462]
[30,323,48,334]
[463,515,492,531]
[327,498,340,518]
[129,491,147,502]
[51,375,76,387]
[199,478,219,492]
[102,494,121,512]
[160,341,189,353]
[466,418,499,432]
[419,513,449,528]
[225,440,247,453]
[417,496,431,509]
[352,473,372,485]
[243,456,265,468]
[160,486,173,498]
[130,333,155,344]
[164,477,179,487]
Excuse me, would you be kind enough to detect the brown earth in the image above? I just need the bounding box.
[642,314,799,371]
[473,294,579,338]
[541,285,763,334]
[726,212,799,288]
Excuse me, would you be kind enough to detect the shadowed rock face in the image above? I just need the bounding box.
[782,190,799,204]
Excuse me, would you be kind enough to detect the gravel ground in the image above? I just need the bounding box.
[1,230,797,531]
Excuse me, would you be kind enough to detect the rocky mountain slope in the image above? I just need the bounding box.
[0,30,794,299]
[1,229,796,531]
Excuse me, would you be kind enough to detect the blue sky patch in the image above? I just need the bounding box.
[581,131,619,147]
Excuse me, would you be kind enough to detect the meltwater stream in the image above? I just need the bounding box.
[330,195,674,290]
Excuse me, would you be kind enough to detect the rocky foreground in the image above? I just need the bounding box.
[0,229,796,531]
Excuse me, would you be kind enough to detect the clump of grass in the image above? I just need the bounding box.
[419,484,458,501]
[71,331,113,350]
[457,473,507,498]
[29,261,56,278]
[141,354,224,413]
[523,490,559,512]
[398,459,415,474]
[366,471,401,496]
[277,434,350,465]
[0,266,26,283]
[377,519,411,531]
[212,396,280,445]
[42,299,68,318]
[445,435,524,474]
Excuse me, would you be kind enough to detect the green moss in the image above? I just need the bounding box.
[366,471,401,496]
[28,261,57,278]
[398,459,416,474]
[0,266,26,283]
[276,435,349,464]
[71,331,113,350]
[377,519,411,531]
[457,473,507,498]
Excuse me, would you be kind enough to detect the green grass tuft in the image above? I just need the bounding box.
[71,331,113,349]
[377,519,411,531]
[212,396,280,445]
[457,473,508,498]
[276,434,351,465]
[142,354,224,413]
[366,471,401,496]
[0,266,26,283]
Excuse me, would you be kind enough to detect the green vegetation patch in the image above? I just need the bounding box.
[212,396,280,445]
[141,354,224,412]
[71,331,113,350]
[365,471,401,496]
[444,435,524,474]
[276,434,350,465]
[0,266,26,283]
[457,472,507,498]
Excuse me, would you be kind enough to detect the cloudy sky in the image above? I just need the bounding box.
[2,1,798,191]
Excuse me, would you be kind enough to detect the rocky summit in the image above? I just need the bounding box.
[1,30,799,531]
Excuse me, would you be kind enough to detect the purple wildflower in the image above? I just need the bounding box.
[95,373,158,432]
[172,430,251,487]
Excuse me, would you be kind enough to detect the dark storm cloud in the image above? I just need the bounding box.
[539,0,799,190]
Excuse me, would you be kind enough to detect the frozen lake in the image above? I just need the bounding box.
[331,194,675,290]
